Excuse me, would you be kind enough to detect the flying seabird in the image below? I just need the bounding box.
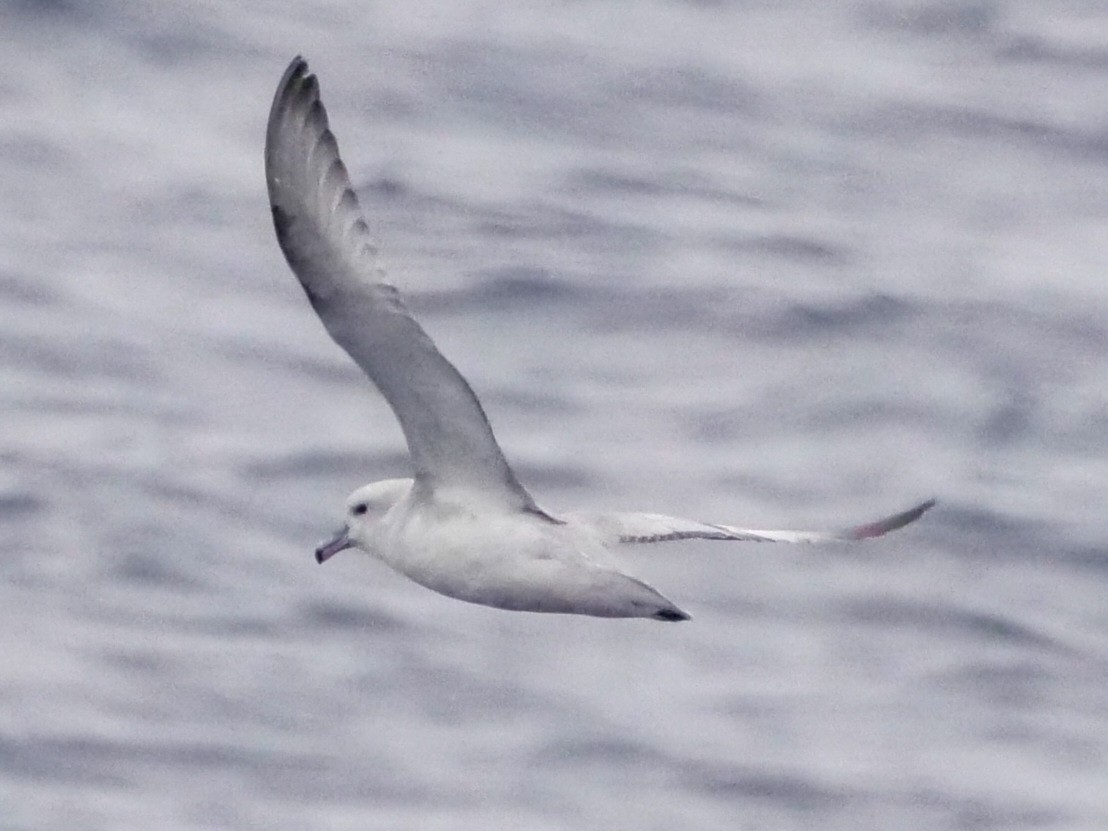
[264,56,934,622]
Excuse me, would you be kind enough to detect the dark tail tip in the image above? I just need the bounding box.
[653,607,692,622]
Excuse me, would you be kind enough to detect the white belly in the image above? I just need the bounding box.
[375,500,684,620]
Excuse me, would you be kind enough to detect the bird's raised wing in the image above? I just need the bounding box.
[265,57,540,509]
[568,499,935,546]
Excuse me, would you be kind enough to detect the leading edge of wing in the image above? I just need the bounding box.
[265,57,541,510]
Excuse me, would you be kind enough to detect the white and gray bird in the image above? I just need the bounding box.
[265,56,934,622]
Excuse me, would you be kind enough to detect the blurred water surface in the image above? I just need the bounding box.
[2,1,1108,829]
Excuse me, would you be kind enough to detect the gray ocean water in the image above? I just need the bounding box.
[3,1,1108,828]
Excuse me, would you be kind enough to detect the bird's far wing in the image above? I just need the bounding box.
[265,57,539,509]
[569,499,935,546]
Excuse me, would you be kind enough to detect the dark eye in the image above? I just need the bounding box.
[352,503,368,516]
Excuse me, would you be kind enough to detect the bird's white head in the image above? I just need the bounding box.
[315,477,414,563]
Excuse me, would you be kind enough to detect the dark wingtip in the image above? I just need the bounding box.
[849,497,937,540]
[267,56,315,153]
[276,55,310,97]
[287,55,308,77]
[903,497,938,524]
